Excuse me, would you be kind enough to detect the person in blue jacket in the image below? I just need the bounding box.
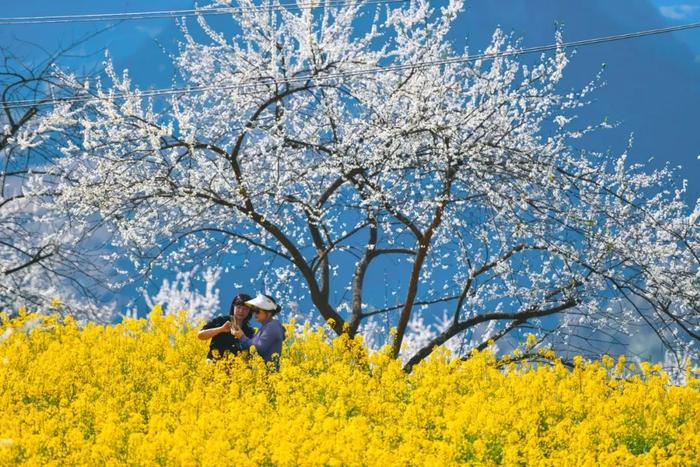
[234,293,286,369]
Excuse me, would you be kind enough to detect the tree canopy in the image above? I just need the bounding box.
[18,0,699,367]
[0,44,112,322]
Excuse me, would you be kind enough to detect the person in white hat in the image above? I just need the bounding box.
[233,293,286,369]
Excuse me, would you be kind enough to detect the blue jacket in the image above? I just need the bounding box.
[239,319,286,366]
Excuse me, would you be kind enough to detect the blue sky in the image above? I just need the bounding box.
[655,0,700,24]
[2,0,698,191]
[650,0,700,65]
[2,1,699,318]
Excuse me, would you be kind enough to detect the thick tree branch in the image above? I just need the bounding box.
[393,158,456,358]
[403,298,579,372]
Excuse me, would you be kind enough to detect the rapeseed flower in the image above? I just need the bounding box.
[0,309,698,465]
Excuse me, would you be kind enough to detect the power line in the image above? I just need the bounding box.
[3,20,700,110]
[0,0,407,25]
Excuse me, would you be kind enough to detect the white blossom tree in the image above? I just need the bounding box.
[0,47,115,322]
[50,0,699,367]
[143,265,222,323]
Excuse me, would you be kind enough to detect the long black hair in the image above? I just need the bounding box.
[229,293,253,328]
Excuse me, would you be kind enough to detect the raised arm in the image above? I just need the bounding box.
[198,320,232,340]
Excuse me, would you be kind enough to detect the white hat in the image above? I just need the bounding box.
[245,294,278,311]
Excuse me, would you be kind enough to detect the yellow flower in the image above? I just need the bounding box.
[601,354,614,368]
[526,333,537,348]
[0,312,697,465]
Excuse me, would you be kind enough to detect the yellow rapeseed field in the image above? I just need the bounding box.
[0,308,698,466]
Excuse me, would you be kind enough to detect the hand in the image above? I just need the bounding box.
[220,320,232,334]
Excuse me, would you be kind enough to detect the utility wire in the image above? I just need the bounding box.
[0,0,408,25]
[3,20,700,110]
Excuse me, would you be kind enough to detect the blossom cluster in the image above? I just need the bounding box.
[49,0,699,365]
[1,309,698,465]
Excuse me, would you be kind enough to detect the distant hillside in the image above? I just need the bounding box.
[449,0,700,200]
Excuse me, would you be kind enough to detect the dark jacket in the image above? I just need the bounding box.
[201,315,256,360]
